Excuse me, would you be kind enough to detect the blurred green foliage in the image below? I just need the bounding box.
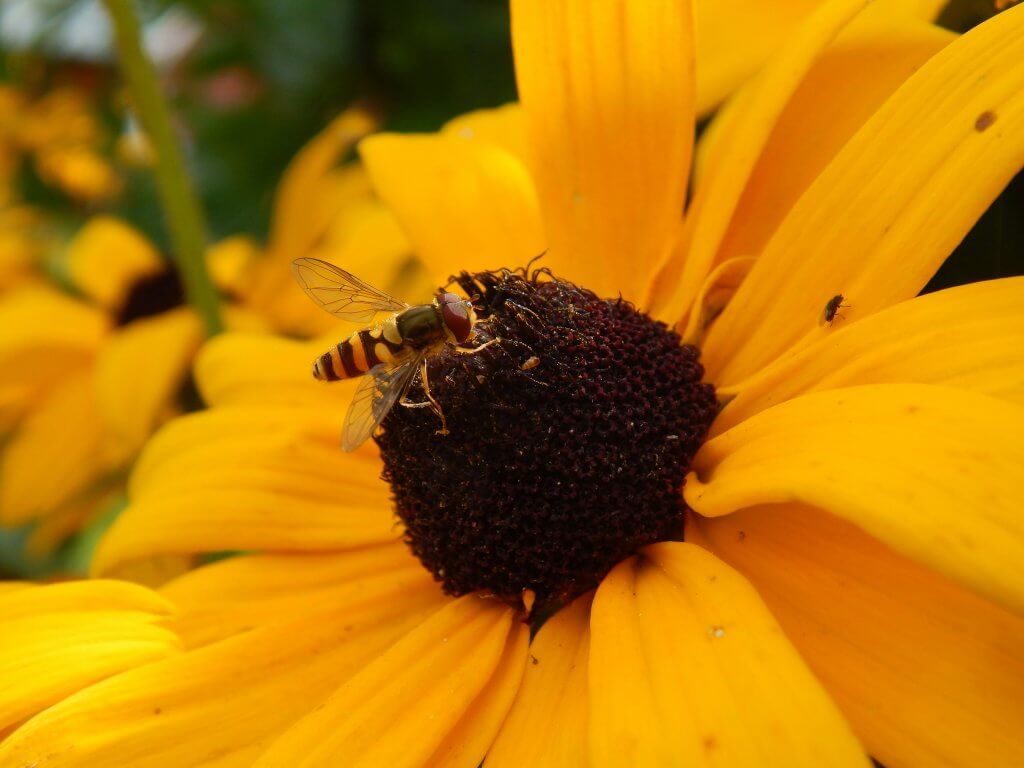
[168,0,514,240]
[2,0,518,247]
[135,0,517,242]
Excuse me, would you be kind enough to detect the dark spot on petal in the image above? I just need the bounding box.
[975,110,997,132]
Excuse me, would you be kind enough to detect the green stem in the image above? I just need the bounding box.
[103,0,223,336]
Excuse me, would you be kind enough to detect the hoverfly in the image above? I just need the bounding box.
[820,293,849,326]
[292,257,493,451]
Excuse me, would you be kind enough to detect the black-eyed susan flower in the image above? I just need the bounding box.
[0,216,267,555]
[0,107,409,556]
[4,1,1024,766]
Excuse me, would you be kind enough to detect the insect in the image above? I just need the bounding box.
[292,257,494,451]
[820,294,849,326]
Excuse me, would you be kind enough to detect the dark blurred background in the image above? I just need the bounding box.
[1,0,517,241]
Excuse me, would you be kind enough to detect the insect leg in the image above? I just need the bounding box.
[399,396,432,409]
[504,300,543,325]
[452,337,501,355]
[419,358,449,436]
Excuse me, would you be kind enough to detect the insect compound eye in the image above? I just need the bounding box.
[439,293,473,342]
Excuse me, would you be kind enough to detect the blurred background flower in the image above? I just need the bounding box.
[0,0,1020,577]
[0,84,121,204]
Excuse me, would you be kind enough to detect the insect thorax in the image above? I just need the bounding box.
[397,304,445,349]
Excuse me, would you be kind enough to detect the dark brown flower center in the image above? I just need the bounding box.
[115,268,185,326]
[376,267,718,609]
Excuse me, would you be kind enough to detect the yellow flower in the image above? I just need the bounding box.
[5,2,1024,767]
[0,107,409,555]
[0,217,265,554]
[0,86,121,204]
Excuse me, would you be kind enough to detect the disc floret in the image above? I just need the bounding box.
[377,267,718,607]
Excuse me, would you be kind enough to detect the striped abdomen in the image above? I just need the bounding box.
[314,315,407,381]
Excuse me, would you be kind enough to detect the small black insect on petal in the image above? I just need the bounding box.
[376,266,718,610]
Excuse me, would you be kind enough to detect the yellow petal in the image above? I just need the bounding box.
[693,0,832,115]
[127,404,351,492]
[205,235,260,294]
[252,154,420,336]
[360,133,545,286]
[0,596,442,767]
[442,103,530,166]
[701,5,1024,384]
[0,384,33,434]
[648,0,883,323]
[0,579,173,619]
[715,277,1024,433]
[422,612,530,768]
[0,581,177,733]
[716,18,955,269]
[93,308,202,464]
[0,284,106,359]
[485,592,591,768]
[35,146,122,202]
[0,285,105,423]
[160,542,439,648]
[194,332,341,408]
[0,368,108,525]
[64,217,164,311]
[254,596,528,768]
[688,383,1024,613]
[511,0,695,301]
[256,194,416,336]
[589,544,868,767]
[130,409,384,507]
[0,613,179,735]
[320,196,416,296]
[681,255,756,345]
[221,302,272,334]
[878,0,948,15]
[269,108,376,261]
[692,0,947,116]
[689,504,1024,767]
[687,0,946,193]
[92,406,396,575]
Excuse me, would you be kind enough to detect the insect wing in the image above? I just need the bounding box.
[292,257,407,323]
[341,350,424,452]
